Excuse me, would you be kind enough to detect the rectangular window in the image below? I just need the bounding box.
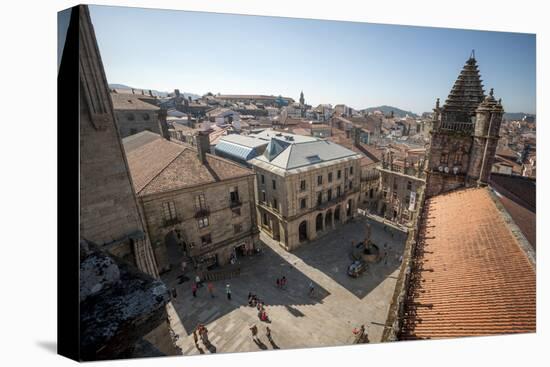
[300,198,307,209]
[393,191,397,200]
[393,181,398,190]
[272,198,278,210]
[201,234,212,246]
[195,193,206,210]
[197,216,209,228]
[261,174,265,184]
[233,224,242,234]
[407,181,412,191]
[317,175,323,185]
[317,192,323,206]
[272,179,277,190]
[327,188,332,201]
[337,186,341,197]
[350,166,354,175]
[337,170,342,179]
[454,152,463,165]
[162,201,177,221]
[261,190,266,202]
[349,181,353,190]
[300,180,306,191]
[262,213,269,226]
[230,186,240,204]
[328,172,333,182]
[440,153,449,165]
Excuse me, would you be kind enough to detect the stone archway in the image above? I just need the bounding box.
[346,199,353,217]
[334,206,341,223]
[325,209,333,229]
[299,220,308,242]
[315,213,324,232]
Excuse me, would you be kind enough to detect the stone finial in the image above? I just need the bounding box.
[436,98,440,109]
[498,98,502,105]
[489,88,494,97]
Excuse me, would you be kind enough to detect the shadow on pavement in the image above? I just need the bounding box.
[163,239,332,336]
[292,217,407,300]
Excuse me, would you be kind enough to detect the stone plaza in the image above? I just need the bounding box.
[163,216,407,356]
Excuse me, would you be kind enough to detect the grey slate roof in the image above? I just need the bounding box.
[253,133,360,170]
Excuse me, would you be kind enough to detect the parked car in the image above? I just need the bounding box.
[347,260,367,278]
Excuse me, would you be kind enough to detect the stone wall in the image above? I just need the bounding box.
[114,110,160,138]
[80,85,146,262]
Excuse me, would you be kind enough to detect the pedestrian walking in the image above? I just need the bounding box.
[308,281,314,297]
[207,282,214,298]
[171,287,178,298]
[195,274,201,288]
[192,283,197,297]
[226,284,232,300]
[276,278,280,289]
[281,276,287,289]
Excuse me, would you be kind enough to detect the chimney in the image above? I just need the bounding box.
[149,89,153,97]
[174,89,180,98]
[195,129,211,164]
[157,109,170,141]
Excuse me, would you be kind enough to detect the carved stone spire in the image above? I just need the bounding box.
[442,55,486,118]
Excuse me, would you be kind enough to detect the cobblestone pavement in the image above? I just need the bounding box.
[163,217,407,356]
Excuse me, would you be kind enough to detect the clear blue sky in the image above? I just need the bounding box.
[89,5,536,114]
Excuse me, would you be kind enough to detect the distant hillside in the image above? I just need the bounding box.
[108,84,200,100]
[503,112,536,121]
[362,105,418,118]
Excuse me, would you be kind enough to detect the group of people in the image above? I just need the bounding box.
[275,276,287,289]
[191,275,215,298]
[248,292,271,322]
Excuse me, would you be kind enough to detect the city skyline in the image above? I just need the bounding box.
[89,5,536,114]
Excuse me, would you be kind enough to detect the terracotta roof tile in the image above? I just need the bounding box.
[401,187,536,339]
[123,134,253,196]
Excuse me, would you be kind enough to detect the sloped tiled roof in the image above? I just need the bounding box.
[401,187,536,339]
[111,93,160,111]
[122,132,253,196]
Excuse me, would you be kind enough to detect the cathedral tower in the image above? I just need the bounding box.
[425,53,503,197]
[467,88,504,184]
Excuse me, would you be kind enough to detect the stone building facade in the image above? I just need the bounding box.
[111,92,164,138]
[426,55,504,197]
[377,152,427,226]
[123,130,259,273]
[249,131,362,251]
